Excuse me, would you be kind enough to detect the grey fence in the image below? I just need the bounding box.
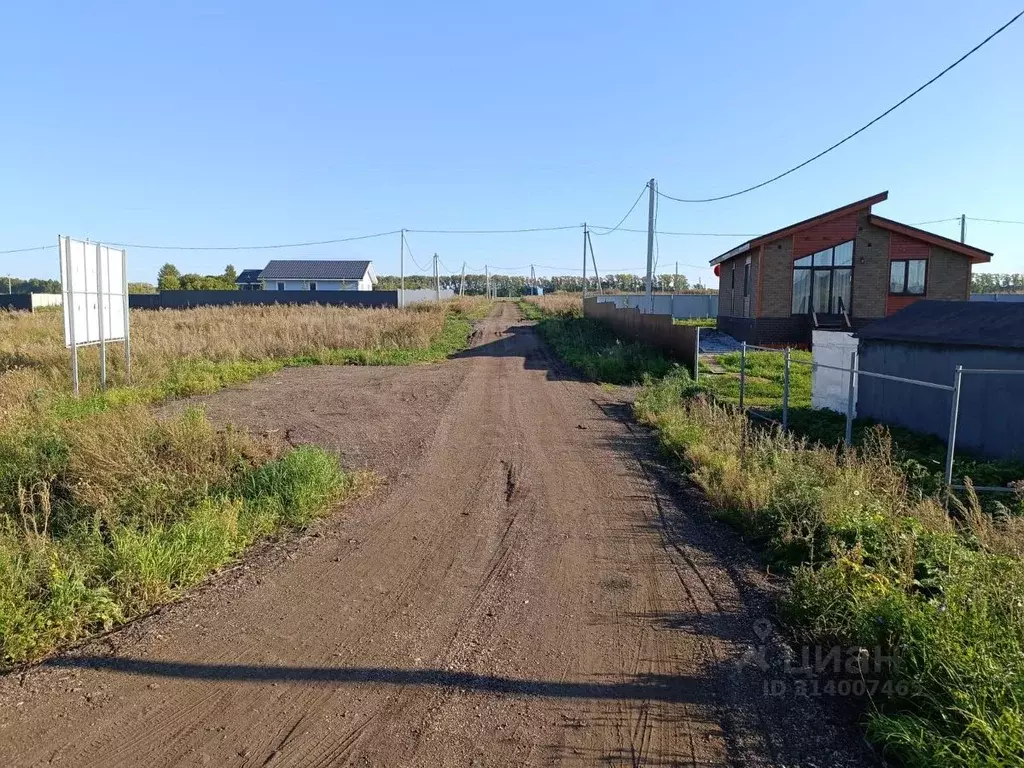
[736,342,1023,491]
[130,290,400,310]
[584,298,702,376]
[970,293,1024,303]
[0,295,32,311]
[594,293,718,319]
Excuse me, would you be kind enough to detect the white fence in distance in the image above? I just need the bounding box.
[594,293,718,319]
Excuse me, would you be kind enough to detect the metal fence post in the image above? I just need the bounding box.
[782,347,791,430]
[844,350,858,446]
[694,326,700,384]
[739,341,747,410]
[944,365,964,486]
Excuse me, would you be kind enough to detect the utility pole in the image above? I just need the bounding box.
[433,253,440,301]
[459,262,466,296]
[960,214,966,244]
[645,178,656,310]
[530,264,536,295]
[485,265,490,299]
[6,275,10,294]
[582,223,588,299]
[588,229,602,295]
[399,230,405,308]
[674,261,679,294]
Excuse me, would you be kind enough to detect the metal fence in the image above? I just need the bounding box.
[735,341,1023,492]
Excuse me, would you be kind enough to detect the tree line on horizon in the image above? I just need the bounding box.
[8,268,1021,297]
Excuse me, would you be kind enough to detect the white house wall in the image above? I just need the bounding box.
[264,279,363,291]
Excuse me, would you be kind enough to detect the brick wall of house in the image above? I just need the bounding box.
[744,252,758,318]
[718,257,745,317]
[717,260,732,315]
[760,236,794,317]
[927,245,971,301]
[852,212,891,318]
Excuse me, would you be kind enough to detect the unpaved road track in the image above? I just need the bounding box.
[0,304,875,767]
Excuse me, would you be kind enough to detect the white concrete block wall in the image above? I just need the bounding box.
[30,293,63,310]
[811,330,859,413]
[593,294,717,318]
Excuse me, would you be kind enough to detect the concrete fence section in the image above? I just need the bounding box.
[810,330,859,413]
[0,293,63,311]
[584,297,699,375]
[402,288,456,305]
[594,293,718,319]
[970,293,1024,303]
[129,290,401,310]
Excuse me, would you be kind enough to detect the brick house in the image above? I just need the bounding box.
[710,192,992,345]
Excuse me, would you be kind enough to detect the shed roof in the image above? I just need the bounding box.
[259,260,372,280]
[856,300,1024,350]
[236,268,263,284]
[709,191,993,266]
[710,192,888,265]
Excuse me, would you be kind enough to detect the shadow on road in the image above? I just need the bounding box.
[47,658,714,705]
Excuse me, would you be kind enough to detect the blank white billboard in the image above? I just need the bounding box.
[59,237,127,348]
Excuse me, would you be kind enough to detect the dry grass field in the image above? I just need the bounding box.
[0,299,486,665]
[519,293,582,318]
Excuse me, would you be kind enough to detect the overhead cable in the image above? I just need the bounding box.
[657,9,1024,204]
[590,185,649,235]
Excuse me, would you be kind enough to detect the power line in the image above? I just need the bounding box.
[0,245,56,255]
[968,217,1024,225]
[400,233,431,272]
[590,185,649,235]
[405,225,579,234]
[912,217,961,225]
[590,226,758,237]
[657,9,1024,204]
[103,229,403,251]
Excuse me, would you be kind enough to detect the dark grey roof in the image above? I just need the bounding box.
[236,268,263,284]
[856,300,1024,350]
[259,260,371,281]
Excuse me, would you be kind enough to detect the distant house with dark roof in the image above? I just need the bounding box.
[257,260,378,291]
[854,301,1024,460]
[710,192,993,346]
[235,268,264,291]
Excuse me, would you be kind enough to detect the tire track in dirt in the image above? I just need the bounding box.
[0,302,877,767]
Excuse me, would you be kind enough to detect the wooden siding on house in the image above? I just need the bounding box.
[791,210,860,258]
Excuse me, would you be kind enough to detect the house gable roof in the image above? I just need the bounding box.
[710,192,889,266]
[867,215,993,263]
[236,269,263,284]
[259,260,372,281]
[856,300,1024,350]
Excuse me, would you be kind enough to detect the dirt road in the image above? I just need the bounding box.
[0,303,874,767]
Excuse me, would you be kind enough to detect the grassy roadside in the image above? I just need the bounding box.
[518,297,675,384]
[0,299,487,665]
[528,307,1024,764]
[636,372,1024,766]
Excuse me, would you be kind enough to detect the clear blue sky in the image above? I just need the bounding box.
[2,1,1022,286]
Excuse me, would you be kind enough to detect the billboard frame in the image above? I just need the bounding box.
[59,235,131,395]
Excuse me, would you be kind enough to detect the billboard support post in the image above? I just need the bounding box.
[122,247,131,383]
[96,243,107,390]
[63,236,80,396]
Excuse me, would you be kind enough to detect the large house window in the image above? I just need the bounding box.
[277,282,285,291]
[792,240,853,314]
[309,282,317,291]
[890,259,927,295]
[743,261,751,297]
